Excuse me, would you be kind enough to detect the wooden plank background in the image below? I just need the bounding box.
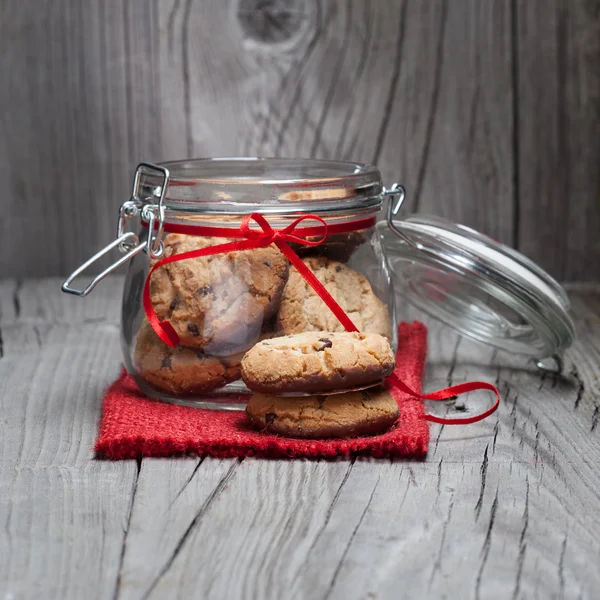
[1,0,599,281]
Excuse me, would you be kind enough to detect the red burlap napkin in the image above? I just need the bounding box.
[95,322,429,459]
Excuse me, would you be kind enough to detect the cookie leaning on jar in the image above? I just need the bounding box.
[241,331,395,393]
[242,331,400,438]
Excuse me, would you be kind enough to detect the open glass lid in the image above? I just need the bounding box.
[379,187,575,371]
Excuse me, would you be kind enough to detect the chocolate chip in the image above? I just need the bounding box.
[361,390,371,402]
[187,323,200,336]
[161,355,172,369]
[197,285,212,297]
[265,412,277,425]
[263,260,272,267]
[316,395,327,408]
[335,265,342,272]
[317,338,332,351]
[169,298,178,311]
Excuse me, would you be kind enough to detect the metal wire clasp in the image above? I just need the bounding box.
[61,162,169,296]
[135,162,169,259]
[384,183,418,248]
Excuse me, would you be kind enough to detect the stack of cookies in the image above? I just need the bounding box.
[134,230,399,437]
[241,331,400,438]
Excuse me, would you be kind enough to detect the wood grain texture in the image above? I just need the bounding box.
[0,278,139,600]
[515,0,600,281]
[2,0,598,280]
[2,278,599,599]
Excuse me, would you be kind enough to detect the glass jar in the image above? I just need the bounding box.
[63,157,575,410]
[65,159,396,409]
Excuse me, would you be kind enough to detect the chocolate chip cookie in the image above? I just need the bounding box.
[241,331,395,393]
[133,321,243,395]
[150,233,289,354]
[276,257,391,339]
[246,386,400,438]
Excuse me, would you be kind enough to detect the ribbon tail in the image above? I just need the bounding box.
[386,372,500,425]
[142,270,181,347]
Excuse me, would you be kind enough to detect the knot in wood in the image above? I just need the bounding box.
[237,0,306,44]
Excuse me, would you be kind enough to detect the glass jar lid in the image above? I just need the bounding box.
[380,190,575,368]
[136,158,383,215]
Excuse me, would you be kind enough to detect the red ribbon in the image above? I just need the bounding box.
[386,373,500,425]
[142,212,500,425]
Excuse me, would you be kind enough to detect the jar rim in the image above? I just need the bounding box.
[137,157,384,215]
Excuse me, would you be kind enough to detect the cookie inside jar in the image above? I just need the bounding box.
[120,158,395,409]
[275,255,392,340]
[150,233,288,355]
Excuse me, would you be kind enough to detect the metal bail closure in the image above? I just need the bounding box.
[61,234,146,296]
[61,162,169,296]
[380,185,575,374]
[383,183,415,249]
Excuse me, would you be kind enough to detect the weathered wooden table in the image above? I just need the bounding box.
[1,278,599,599]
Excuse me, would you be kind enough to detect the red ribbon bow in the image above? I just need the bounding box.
[239,213,327,246]
[142,212,500,425]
